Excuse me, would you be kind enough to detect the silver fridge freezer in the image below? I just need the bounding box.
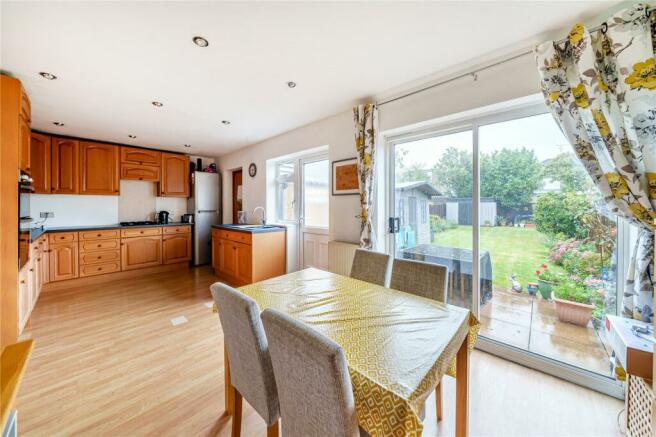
[188,171,221,265]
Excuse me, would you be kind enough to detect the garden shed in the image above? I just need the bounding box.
[431,197,497,226]
[395,181,440,246]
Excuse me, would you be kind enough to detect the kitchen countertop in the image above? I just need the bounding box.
[29,222,193,242]
[212,224,286,234]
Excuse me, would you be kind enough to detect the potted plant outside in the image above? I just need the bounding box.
[552,282,596,327]
[535,264,560,300]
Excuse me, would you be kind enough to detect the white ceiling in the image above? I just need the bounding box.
[1,1,614,156]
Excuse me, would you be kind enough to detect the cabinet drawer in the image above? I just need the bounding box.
[49,232,78,243]
[163,225,191,235]
[79,229,120,240]
[120,163,160,182]
[79,261,121,277]
[80,249,120,265]
[121,227,162,238]
[221,230,252,245]
[79,239,120,252]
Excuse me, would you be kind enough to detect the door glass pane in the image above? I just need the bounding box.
[303,159,329,228]
[479,113,617,377]
[394,130,474,310]
[277,161,295,222]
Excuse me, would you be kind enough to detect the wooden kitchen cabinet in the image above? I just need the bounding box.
[162,233,191,264]
[19,115,31,174]
[212,228,285,286]
[121,236,162,271]
[49,241,79,282]
[51,138,79,194]
[30,133,51,193]
[159,152,189,197]
[120,163,160,182]
[121,146,161,165]
[18,266,30,332]
[80,142,119,195]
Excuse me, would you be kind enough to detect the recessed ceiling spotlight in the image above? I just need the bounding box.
[221,120,231,125]
[53,121,65,126]
[192,36,209,48]
[287,81,297,88]
[39,72,57,80]
[184,144,192,148]
[151,101,163,107]
[128,134,137,139]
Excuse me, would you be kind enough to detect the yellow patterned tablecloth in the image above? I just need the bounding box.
[226,268,479,437]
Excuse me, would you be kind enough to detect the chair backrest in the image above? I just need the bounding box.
[210,283,279,425]
[349,248,391,286]
[261,309,360,437]
[390,258,448,302]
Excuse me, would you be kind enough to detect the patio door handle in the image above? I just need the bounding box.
[389,217,400,234]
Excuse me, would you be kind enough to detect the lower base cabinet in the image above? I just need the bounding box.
[162,233,191,264]
[49,241,79,282]
[121,235,162,270]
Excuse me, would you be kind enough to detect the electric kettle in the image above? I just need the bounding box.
[157,210,170,224]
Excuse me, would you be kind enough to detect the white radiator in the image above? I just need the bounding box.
[328,240,359,276]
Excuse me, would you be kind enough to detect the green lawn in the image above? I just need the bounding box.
[433,225,566,290]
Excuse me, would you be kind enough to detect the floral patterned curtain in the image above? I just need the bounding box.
[353,103,378,249]
[535,4,655,323]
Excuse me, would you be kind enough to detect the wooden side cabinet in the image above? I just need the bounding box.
[30,133,51,193]
[121,236,162,271]
[162,233,191,264]
[159,152,189,197]
[51,138,79,194]
[49,241,79,282]
[80,142,119,195]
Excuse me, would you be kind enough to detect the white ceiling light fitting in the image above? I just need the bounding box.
[151,101,163,107]
[286,81,296,88]
[192,36,209,48]
[39,72,57,80]
[53,121,65,126]
[128,134,137,139]
[184,144,191,148]
[221,120,231,125]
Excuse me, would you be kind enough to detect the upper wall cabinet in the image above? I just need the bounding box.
[51,138,79,194]
[30,133,51,194]
[80,142,119,195]
[121,146,161,166]
[159,152,189,197]
[19,87,31,174]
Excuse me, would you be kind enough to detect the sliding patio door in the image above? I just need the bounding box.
[387,104,624,396]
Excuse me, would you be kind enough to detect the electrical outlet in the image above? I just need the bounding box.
[40,212,54,218]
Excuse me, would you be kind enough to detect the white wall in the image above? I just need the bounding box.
[30,194,118,227]
[217,51,541,246]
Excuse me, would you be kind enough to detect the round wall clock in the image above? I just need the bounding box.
[248,163,257,177]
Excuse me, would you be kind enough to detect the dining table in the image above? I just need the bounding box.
[216,268,479,437]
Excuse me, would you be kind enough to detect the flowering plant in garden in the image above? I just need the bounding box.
[535,263,563,283]
[549,239,579,264]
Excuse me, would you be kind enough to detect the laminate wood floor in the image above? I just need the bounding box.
[16,267,623,436]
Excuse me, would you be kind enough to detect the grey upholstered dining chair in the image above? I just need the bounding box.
[389,257,449,422]
[261,308,367,437]
[349,248,391,286]
[210,283,280,437]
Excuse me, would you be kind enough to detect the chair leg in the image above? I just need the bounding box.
[435,381,443,422]
[231,387,243,437]
[267,420,280,437]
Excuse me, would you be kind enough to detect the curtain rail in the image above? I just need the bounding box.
[377,6,654,107]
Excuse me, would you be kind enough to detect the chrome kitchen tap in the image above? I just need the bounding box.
[253,206,266,225]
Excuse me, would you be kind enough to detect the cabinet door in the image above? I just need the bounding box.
[159,153,189,197]
[121,146,161,165]
[235,243,252,283]
[19,116,31,173]
[121,236,162,271]
[120,163,160,182]
[51,138,79,194]
[18,267,30,332]
[30,133,51,193]
[162,234,191,264]
[220,239,238,278]
[41,238,49,285]
[30,255,39,309]
[212,236,221,271]
[49,242,79,282]
[80,142,119,195]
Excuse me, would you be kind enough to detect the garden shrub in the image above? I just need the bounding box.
[534,192,593,239]
[430,216,457,233]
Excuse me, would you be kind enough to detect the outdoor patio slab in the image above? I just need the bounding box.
[480,289,611,376]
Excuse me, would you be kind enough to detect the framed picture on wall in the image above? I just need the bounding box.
[332,158,359,195]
